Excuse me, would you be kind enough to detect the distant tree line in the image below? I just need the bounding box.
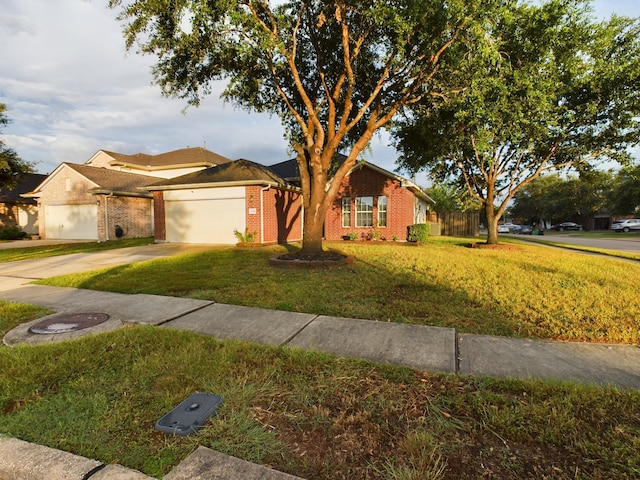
[508,166,640,228]
[427,164,640,229]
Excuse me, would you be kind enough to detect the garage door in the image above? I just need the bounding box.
[165,198,246,244]
[45,204,98,240]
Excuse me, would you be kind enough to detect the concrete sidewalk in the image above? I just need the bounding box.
[1,243,640,479]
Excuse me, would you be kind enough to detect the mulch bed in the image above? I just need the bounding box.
[270,251,355,269]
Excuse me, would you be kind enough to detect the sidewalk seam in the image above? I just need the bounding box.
[150,301,216,327]
[280,315,320,346]
[455,332,460,374]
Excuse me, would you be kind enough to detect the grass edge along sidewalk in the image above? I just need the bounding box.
[0,324,639,479]
[33,237,640,345]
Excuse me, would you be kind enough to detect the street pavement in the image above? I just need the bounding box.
[1,239,639,479]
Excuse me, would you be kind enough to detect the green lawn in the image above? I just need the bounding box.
[0,237,154,263]
[1,327,639,479]
[2,238,640,479]
[36,237,640,343]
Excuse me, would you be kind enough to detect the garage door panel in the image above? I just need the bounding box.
[45,205,98,240]
[166,198,245,244]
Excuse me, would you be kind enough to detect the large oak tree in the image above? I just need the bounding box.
[108,0,502,254]
[393,0,640,244]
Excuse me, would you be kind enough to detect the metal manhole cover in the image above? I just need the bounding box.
[28,313,110,335]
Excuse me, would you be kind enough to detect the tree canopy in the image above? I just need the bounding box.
[109,0,504,253]
[607,164,640,216]
[393,0,640,243]
[510,171,612,227]
[0,104,33,190]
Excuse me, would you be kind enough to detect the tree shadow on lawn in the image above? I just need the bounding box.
[33,244,527,339]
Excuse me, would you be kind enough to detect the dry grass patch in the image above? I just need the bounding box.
[0,328,639,479]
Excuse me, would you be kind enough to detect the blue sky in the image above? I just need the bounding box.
[1,0,639,183]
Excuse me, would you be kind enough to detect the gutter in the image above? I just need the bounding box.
[144,180,301,193]
[90,189,153,198]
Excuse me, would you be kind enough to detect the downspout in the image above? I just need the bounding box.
[260,186,270,244]
[103,193,114,241]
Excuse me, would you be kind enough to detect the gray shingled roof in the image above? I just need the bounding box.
[0,173,47,204]
[64,164,163,195]
[269,154,348,182]
[147,159,294,190]
[103,147,232,169]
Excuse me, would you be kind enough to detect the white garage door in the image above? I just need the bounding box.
[165,198,246,244]
[45,204,98,240]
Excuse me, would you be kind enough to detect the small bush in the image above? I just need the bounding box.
[407,223,430,243]
[233,228,257,243]
[0,226,28,240]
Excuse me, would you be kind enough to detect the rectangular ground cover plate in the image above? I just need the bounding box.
[155,393,223,436]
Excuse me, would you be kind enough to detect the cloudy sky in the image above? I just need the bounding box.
[1,0,639,182]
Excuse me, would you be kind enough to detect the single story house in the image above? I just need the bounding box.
[0,173,47,235]
[270,157,434,241]
[146,159,303,245]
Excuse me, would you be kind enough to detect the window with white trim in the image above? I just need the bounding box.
[341,197,351,227]
[378,196,387,227]
[356,196,374,227]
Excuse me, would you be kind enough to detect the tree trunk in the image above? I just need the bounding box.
[301,206,326,255]
[485,202,500,245]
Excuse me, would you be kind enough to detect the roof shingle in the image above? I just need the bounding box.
[102,147,232,169]
[64,164,163,194]
[147,159,291,189]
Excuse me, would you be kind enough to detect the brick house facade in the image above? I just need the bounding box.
[148,160,303,245]
[323,163,432,241]
[245,185,303,244]
[24,163,159,241]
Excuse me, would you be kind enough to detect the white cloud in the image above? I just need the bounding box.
[0,0,637,186]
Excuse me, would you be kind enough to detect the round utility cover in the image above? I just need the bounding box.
[28,313,110,334]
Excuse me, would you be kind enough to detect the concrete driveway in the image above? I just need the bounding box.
[0,242,228,291]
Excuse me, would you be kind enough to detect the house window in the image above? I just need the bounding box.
[342,197,351,227]
[378,196,387,227]
[356,196,373,227]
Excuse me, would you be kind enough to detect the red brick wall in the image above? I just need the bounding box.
[95,195,154,241]
[153,191,165,242]
[325,166,416,241]
[245,186,303,244]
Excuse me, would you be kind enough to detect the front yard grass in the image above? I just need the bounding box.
[1,326,639,479]
[0,301,51,343]
[3,238,640,478]
[0,237,154,263]
[36,237,640,344]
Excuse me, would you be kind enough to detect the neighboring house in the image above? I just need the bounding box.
[147,159,303,245]
[0,173,47,235]
[270,157,434,241]
[21,145,430,245]
[85,147,232,179]
[23,164,163,241]
[22,147,232,241]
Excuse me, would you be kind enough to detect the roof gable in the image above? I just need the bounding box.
[349,162,434,204]
[66,164,164,194]
[24,163,163,197]
[147,159,295,191]
[269,155,433,204]
[98,147,232,171]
